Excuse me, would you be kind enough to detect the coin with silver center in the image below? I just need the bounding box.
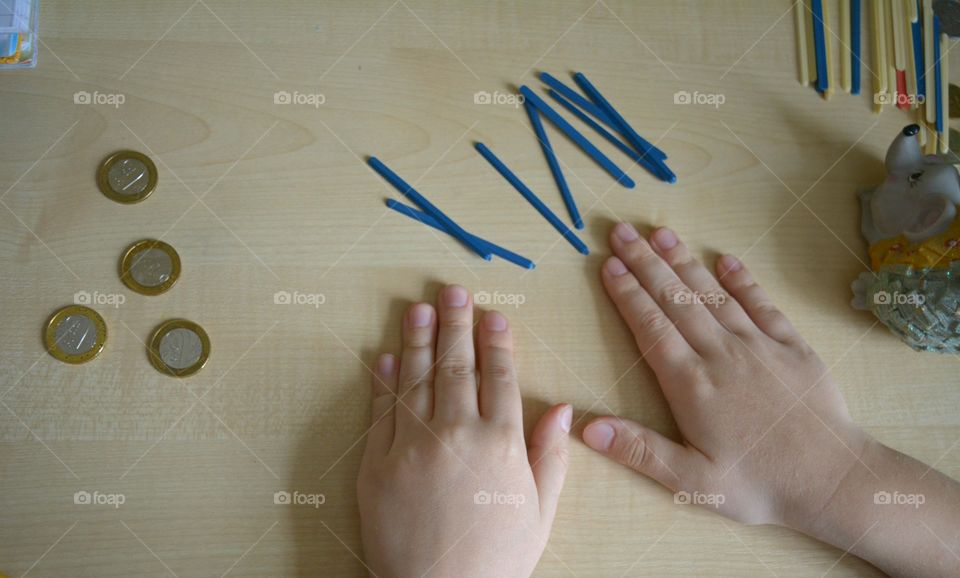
[148,319,209,377]
[44,305,107,364]
[119,239,180,295]
[97,150,158,204]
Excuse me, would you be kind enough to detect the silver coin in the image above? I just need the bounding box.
[107,157,150,196]
[158,327,203,370]
[54,314,98,355]
[129,247,173,287]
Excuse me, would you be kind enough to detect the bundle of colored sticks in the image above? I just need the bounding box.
[798,0,950,154]
[370,71,676,269]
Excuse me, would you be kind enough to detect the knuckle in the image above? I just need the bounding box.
[439,315,472,330]
[484,362,515,383]
[659,282,693,307]
[621,432,652,472]
[437,358,475,381]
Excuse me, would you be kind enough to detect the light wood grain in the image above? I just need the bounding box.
[1,1,958,576]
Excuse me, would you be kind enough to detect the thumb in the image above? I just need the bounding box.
[527,403,572,523]
[582,417,690,490]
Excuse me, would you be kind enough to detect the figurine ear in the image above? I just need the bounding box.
[885,124,922,175]
[903,195,955,242]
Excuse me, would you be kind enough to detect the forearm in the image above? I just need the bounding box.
[788,435,960,577]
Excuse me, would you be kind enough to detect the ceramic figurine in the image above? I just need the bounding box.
[852,124,960,352]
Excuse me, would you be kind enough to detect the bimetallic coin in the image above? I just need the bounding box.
[97,150,158,204]
[44,305,107,364]
[148,319,210,377]
[119,239,181,295]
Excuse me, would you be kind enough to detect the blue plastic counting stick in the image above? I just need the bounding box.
[475,142,589,255]
[811,0,828,94]
[851,0,861,95]
[368,157,492,260]
[547,89,676,184]
[573,72,672,175]
[539,72,615,129]
[525,100,582,229]
[519,86,635,189]
[386,200,535,269]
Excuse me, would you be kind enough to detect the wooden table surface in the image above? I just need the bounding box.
[2,1,959,576]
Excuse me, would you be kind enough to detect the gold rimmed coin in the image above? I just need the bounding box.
[147,319,210,377]
[119,239,181,296]
[97,150,157,204]
[44,305,107,364]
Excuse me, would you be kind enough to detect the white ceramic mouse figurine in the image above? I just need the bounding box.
[852,124,960,352]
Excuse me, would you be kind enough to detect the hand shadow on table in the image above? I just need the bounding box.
[289,287,442,577]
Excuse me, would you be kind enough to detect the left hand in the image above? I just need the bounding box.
[357,285,572,578]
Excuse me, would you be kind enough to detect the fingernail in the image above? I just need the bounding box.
[444,285,469,308]
[484,310,508,332]
[409,303,432,327]
[378,353,396,375]
[614,222,640,242]
[560,405,572,433]
[719,254,742,273]
[652,227,678,250]
[583,422,615,451]
[605,256,629,276]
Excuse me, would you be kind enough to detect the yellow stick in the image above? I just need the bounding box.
[822,0,834,99]
[797,0,812,85]
[909,0,918,22]
[904,0,918,106]
[924,0,936,123]
[941,32,950,153]
[841,0,852,92]
[892,0,906,70]
[806,0,819,84]
[875,0,888,106]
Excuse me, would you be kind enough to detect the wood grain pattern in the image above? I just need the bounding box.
[1,1,958,576]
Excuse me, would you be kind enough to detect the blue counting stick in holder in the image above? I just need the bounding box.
[525,100,583,229]
[368,157,492,260]
[475,142,589,255]
[386,199,535,269]
[519,86,635,189]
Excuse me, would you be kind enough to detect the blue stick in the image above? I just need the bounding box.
[519,86,635,189]
[524,100,583,229]
[851,0,861,95]
[386,199,535,270]
[811,0,828,94]
[368,157,492,260]
[913,0,924,100]
[539,72,668,162]
[539,72,616,129]
[934,15,943,134]
[474,142,590,255]
[548,89,676,184]
[573,72,675,177]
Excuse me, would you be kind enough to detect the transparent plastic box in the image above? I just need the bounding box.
[0,0,38,69]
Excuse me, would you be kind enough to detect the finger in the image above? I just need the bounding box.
[528,404,572,524]
[716,255,799,344]
[396,303,436,430]
[582,417,694,491]
[477,310,522,427]
[365,353,399,459]
[648,227,753,334]
[609,223,725,353]
[601,255,698,377]
[433,285,479,421]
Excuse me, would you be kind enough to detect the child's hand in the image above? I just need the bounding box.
[584,223,868,527]
[358,286,572,578]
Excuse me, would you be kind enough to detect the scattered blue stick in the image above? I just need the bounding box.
[572,72,673,177]
[368,157,492,261]
[851,0,861,95]
[475,142,590,255]
[519,86,635,189]
[934,15,943,134]
[811,0,828,94]
[386,199,535,270]
[524,100,582,229]
[539,72,616,130]
[547,89,676,184]
[913,0,924,101]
